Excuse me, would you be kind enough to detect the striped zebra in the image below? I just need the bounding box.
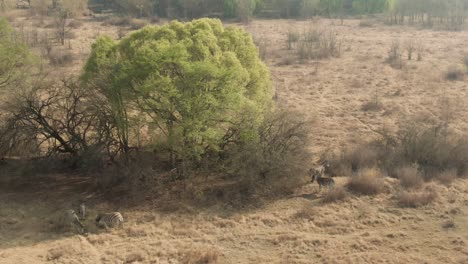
[65,209,85,234]
[95,212,124,230]
[309,163,335,190]
[77,203,86,220]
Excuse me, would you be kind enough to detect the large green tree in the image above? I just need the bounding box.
[82,18,272,165]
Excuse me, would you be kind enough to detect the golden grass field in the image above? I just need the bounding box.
[1,12,468,264]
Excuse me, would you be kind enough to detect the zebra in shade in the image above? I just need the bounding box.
[65,209,85,234]
[77,202,86,220]
[95,212,124,230]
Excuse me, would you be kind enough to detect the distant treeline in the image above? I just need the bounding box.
[89,0,467,26]
[87,0,387,18]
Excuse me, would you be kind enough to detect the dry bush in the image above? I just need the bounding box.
[129,18,147,30]
[442,219,456,229]
[416,43,424,61]
[223,110,312,197]
[297,28,341,61]
[359,19,374,27]
[125,252,145,263]
[293,206,317,221]
[102,16,132,26]
[182,248,220,264]
[254,37,268,60]
[397,166,423,189]
[340,146,379,173]
[322,186,349,203]
[48,48,74,66]
[404,39,416,60]
[397,188,437,208]
[387,40,404,69]
[445,64,464,81]
[287,31,300,50]
[361,98,383,112]
[68,19,83,29]
[346,168,385,196]
[436,169,457,186]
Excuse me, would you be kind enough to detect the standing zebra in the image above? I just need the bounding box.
[95,212,124,230]
[77,203,86,220]
[65,209,85,234]
[309,164,335,190]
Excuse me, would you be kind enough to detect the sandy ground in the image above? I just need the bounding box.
[1,12,468,264]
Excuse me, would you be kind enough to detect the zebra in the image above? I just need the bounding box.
[65,209,85,234]
[95,212,124,230]
[77,203,86,220]
[309,164,335,190]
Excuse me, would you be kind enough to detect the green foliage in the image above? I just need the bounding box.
[0,18,36,93]
[83,18,272,163]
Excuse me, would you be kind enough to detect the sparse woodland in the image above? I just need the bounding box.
[0,0,468,263]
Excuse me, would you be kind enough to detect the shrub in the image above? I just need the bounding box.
[445,64,464,81]
[359,19,373,27]
[182,248,220,264]
[48,49,74,66]
[322,187,349,203]
[387,40,403,69]
[346,168,385,195]
[287,31,300,50]
[297,28,341,62]
[102,16,132,26]
[223,110,312,196]
[128,18,147,30]
[397,188,437,208]
[404,39,416,60]
[436,169,457,186]
[361,98,383,112]
[397,166,423,189]
[68,20,83,29]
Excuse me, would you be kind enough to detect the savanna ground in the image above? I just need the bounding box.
[1,12,468,264]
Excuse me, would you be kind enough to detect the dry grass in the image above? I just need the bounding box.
[182,248,221,264]
[346,168,385,196]
[397,187,438,208]
[293,206,317,221]
[445,64,464,81]
[322,186,349,203]
[48,49,74,66]
[68,20,83,29]
[359,19,374,27]
[361,99,383,112]
[436,169,457,186]
[387,40,404,69]
[397,166,424,189]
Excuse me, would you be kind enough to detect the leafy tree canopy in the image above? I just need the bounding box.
[83,18,272,161]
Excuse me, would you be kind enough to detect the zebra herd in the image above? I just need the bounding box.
[56,162,331,235]
[62,203,124,234]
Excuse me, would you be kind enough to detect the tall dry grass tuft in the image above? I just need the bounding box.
[436,169,457,186]
[322,186,349,203]
[346,168,385,196]
[397,186,437,208]
[397,166,423,189]
[387,40,404,69]
[182,248,221,264]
